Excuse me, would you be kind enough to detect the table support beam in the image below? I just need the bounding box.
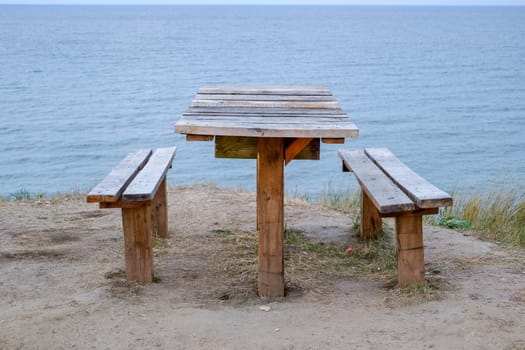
[284,138,313,165]
[257,138,285,298]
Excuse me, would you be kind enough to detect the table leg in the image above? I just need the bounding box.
[257,137,285,298]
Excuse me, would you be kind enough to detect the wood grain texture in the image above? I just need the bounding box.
[257,138,285,298]
[175,85,358,139]
[360,191,382,239]
[152,178,168,238]
[193,94,337,102]
[214,136,319,160]
[186,134,214,141]
[284,138,313,165]
[86,149,152,203]
[338,149,415,214]
[198,84,332,95]
[123,147,177,201]
[365,148,453,209]
[122,206,153,283]
[396,214,425,286]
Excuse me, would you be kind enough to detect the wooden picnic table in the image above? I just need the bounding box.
[175,84,359,298]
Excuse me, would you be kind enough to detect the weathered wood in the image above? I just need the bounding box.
[180,115,349,122]
[152,178,168,238]
[99,200,152,209]
[322,138,345,144]
[186,134,214,141]
[284,138,313,165]
[365,148,453,209]
[123,147,177,201]
[257,138,285,298]
[193,94,337,102]
[175,85,359,140]
[340,147,452,287]
[338,149,415,214]
[191,100,340,109]
[186,107,345,115]
[361,191,382,239]
[215,136,320,160]
[381,207,439,218]
[122,206,153,283]
[396,214,425,286]
[199,84,332,96]
[176,119,359,139]
[86,149,152,203]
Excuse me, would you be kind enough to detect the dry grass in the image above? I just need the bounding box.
[193,225,398,300]
[437,186,525,246]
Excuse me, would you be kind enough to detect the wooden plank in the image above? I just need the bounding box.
[191,100,341,109]
[338,149,415,214]
[214,136,319,160]
[364,148,453,209]
[322,138,345,144]
[122,206,153,283]
[123,147,177,201]
[99,200,151,209]
[175,119,359,138]
[186,107,345,115]
[194,94,337,102]
[257,138,285,298]
[86,149,152,203]
[152,178,168,238]
[284,138,313,165]
[199,85,332,96]
[186,134,214,141]
[361,191,382,239]
[181,115,349,122]
[396,214,425,286]
[215,136,258,159]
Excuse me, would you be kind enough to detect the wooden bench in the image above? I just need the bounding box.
[338,148,452,286]
[86,147,177,283]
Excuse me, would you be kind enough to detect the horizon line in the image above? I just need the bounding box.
[1,2,524,5]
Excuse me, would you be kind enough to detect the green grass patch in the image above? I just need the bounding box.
[318,187,360,212]
[430,186,525,246]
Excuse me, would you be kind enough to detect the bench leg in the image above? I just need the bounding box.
[152,178,169,238]
[121,206,153,283]
[395,214,424,286]
[361,191,382,239]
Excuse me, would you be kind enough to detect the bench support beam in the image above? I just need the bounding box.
[152,178,168,238]
[360,191,382,239]
[396,214,424,286]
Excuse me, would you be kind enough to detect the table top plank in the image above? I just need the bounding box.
[193,94,337,102]
[176,85,358,138]
[198,84,332,96]
[190,100,341,109]
[186,107,346,115]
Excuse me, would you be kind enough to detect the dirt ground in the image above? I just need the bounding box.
[1,184,524,350]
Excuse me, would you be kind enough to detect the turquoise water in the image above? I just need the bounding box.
[1,5,524,197]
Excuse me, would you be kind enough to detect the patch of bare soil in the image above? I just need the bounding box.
[1,184,524,350]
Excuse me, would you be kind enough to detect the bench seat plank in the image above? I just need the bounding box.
[123,147,177,201]
[365,148,453,209]
[86,149,152,203]
[338,149,415,214]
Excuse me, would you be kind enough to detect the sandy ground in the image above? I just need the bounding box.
[1,184,525,350]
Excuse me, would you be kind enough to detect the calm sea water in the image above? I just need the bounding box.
[1,5,524,197]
